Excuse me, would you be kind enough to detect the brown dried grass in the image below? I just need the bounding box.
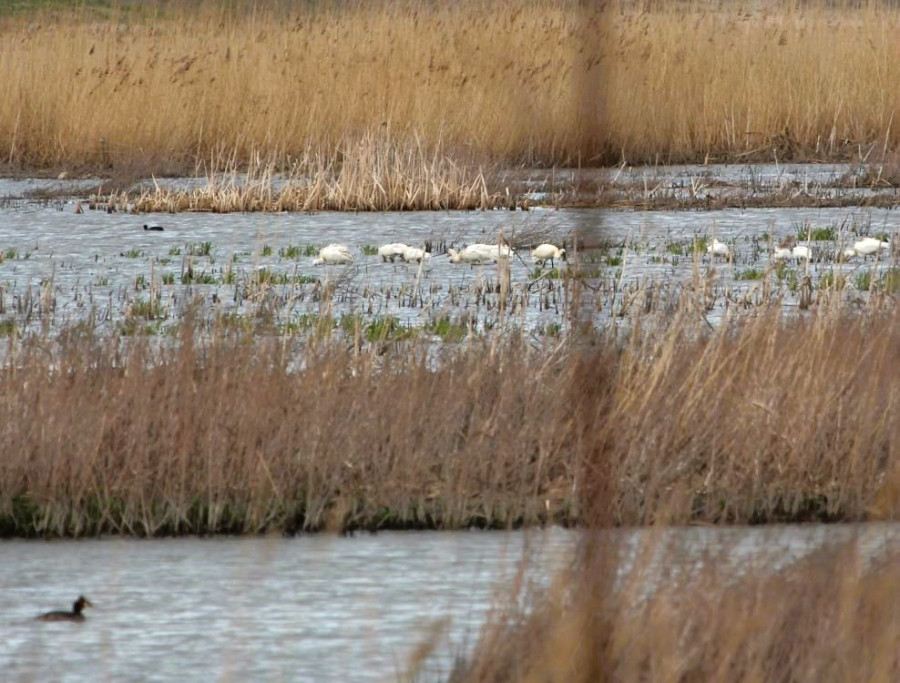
[1,303,898,537]
[452,537,900,682]
[3,1,900,173]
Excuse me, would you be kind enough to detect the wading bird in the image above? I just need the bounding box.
[849,237,891,259]
[401,246,431,263]
[706,238,731,259]
[531,243,566,268]
[448,243,511,265]
[772,236,795,261]
[377,243,408,262]
[313,244,354,265]
[792,244,813,261]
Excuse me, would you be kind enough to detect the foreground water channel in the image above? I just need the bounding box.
[4,525,900,681]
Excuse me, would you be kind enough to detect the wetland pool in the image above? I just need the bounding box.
[0,197,896,341]
[4,524,900,681]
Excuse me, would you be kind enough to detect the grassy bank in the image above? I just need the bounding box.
[2,1,900,177]
[1,303,897,538]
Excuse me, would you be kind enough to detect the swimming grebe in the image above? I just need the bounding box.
[143,224,164,232]
[36,596,93,622]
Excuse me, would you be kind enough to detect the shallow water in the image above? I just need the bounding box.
[0,168,897,341]
[2,529,573,682]
[4,524,900,681]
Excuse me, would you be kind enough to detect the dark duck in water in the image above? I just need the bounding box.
[36,596,93,622]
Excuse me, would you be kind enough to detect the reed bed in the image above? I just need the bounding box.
[450,537,900,682]
[3,1,900,175]
[0,303,897,538]
[107,136,504,212]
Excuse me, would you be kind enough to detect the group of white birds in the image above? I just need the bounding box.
[312,242,567,268]
[706,236,892,262]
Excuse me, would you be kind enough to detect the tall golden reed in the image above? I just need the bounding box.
[2,1,900,170]
[1,304,897,537]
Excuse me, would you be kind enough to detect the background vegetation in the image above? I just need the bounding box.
[3,1,900,174]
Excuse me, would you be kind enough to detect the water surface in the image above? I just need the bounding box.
[4,524,900,681]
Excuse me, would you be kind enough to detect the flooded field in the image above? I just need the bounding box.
[0,164,897,341]
[3,524,900,681]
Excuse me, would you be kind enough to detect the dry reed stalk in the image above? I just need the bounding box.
[110,135,503,212]
[4,1,900,171]
[0,303,897,537]
[452,537,900,682]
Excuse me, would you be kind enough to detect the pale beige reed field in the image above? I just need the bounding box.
[2,1,900,173]
[1,304,897,537]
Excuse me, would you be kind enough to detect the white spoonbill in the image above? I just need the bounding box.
[706,238,731,259]
[851,237,891,259]
[401,246,431,263]
[448,244,510,265]
[772,247,793,261]
[531,243,566,268]
[313,244,354,265]
[772,236,795,261]
[377,243,409,263]
[464,243,511,261]
[792,244,813,261]
[448,247,488,265]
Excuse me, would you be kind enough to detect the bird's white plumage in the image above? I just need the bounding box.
[852,238,891,257]
[792,245,812,260]
[378,243,409,262]
[531,243,565,266]
[313,244,354,265]
[772,247,793,261]
[448,244,511,264]
[707,238,731,258]
[401,246,431,263]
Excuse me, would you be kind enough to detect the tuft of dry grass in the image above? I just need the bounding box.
[0,302,898,537]
[106,135,504,212]
[451,536,900,682]
[4,1,900,173]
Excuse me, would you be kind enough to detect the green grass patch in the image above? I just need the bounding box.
[538,322,561,337]
[531,266,561,279]
[0,318,17,337]
[735,268,764,281]
[189,241,213,257]
[801,226,837,241]
[883,267,900,293]
[425,317,468,342]
[279,244,303,259]
[856,270,873,291]
[818,271,846,290]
